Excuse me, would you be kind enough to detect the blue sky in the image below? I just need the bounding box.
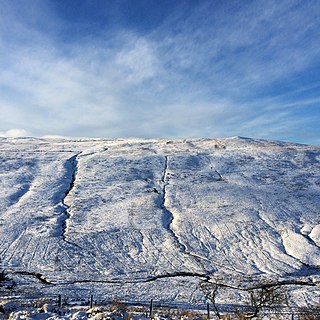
[0,0,320,144]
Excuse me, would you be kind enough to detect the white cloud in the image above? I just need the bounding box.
[155,0,320,94]
[0,129,30,137]
[115,36,160,84]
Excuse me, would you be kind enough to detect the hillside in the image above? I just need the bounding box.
[0,137,319,306]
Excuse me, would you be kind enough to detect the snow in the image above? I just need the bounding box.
[281,229,320,266]
[310,224,320,246]
[0,137,319,307]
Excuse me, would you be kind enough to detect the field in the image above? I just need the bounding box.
[0,137,319,312]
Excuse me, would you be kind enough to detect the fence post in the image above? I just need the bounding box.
[149,299,153,319]
[58,294,62,308]
[207,302,210,319]
[90,294,94,308]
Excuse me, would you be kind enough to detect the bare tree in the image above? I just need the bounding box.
[201,281,289,319]
[246,285,288,318]
[201,282,222,319]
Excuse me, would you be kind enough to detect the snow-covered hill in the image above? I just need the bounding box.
[0,137,319,306]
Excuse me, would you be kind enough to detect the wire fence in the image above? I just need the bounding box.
[1,290,320,319]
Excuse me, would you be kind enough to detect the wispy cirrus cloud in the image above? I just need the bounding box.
[155,0,320,94]
[0,0,319,144]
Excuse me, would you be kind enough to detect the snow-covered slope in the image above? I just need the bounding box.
[0,137,319,305]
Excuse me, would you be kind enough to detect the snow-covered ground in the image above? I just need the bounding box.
[0,137,319,307]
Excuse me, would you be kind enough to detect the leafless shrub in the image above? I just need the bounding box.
[180,309,204,319]
[109,300,128,313]
[298,304,320,320]
[33,298,49,309]
[227,312,248,320]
